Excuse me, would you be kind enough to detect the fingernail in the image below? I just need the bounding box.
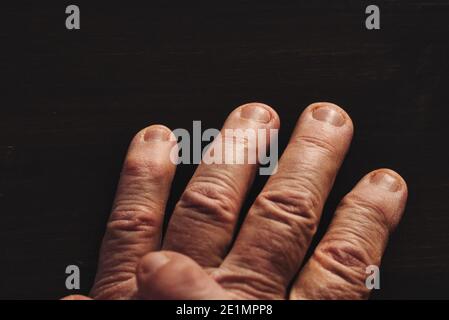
[139,253,170,276]
[143,127,170,142]
[370,172,401,192]
[312,106,345,127]
[240,104,272,123]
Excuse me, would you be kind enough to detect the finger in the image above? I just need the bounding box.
[218,102,353,299]
[290,169,408,300]
[91,125,178,299]
[136,251,230,300]
[163,103,280,267]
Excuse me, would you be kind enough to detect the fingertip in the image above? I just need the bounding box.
[304,102,354,133]
[352,168,408,230]
[136,124,177,144]
[123,124,178,177]
[368,168,408,194]
[137,251,171,279]
[234,102,281,128]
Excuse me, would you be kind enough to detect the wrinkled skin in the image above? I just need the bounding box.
[64,102,407,300]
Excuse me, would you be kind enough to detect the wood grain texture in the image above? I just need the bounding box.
[0,0,448,299]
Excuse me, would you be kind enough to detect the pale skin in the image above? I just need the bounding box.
[64,102,408,300]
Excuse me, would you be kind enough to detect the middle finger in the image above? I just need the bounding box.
[217,102,353,299]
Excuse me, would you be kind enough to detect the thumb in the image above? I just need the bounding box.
[136,251,230,300]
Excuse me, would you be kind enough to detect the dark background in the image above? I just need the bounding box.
[0,0,448,299]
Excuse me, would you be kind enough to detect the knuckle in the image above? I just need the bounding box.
[295,134,337,155]
[311,240,371,293]
[312,240,373,292]
[318,240,370,270]
[222,130,252,146]
[91,270,136,299]
[255,188,319,236]
[221,134,253,158]
[178,175,239,224]
[216,266,285,299]
[122,156,169,180]
[107,206,161,236]
[340,193,391,231]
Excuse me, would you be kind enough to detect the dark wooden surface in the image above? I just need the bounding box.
[0,1,448,299]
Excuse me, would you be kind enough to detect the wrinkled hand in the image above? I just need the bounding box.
[65,102,407,300]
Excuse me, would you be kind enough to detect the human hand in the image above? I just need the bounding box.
[65,102,407,300]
